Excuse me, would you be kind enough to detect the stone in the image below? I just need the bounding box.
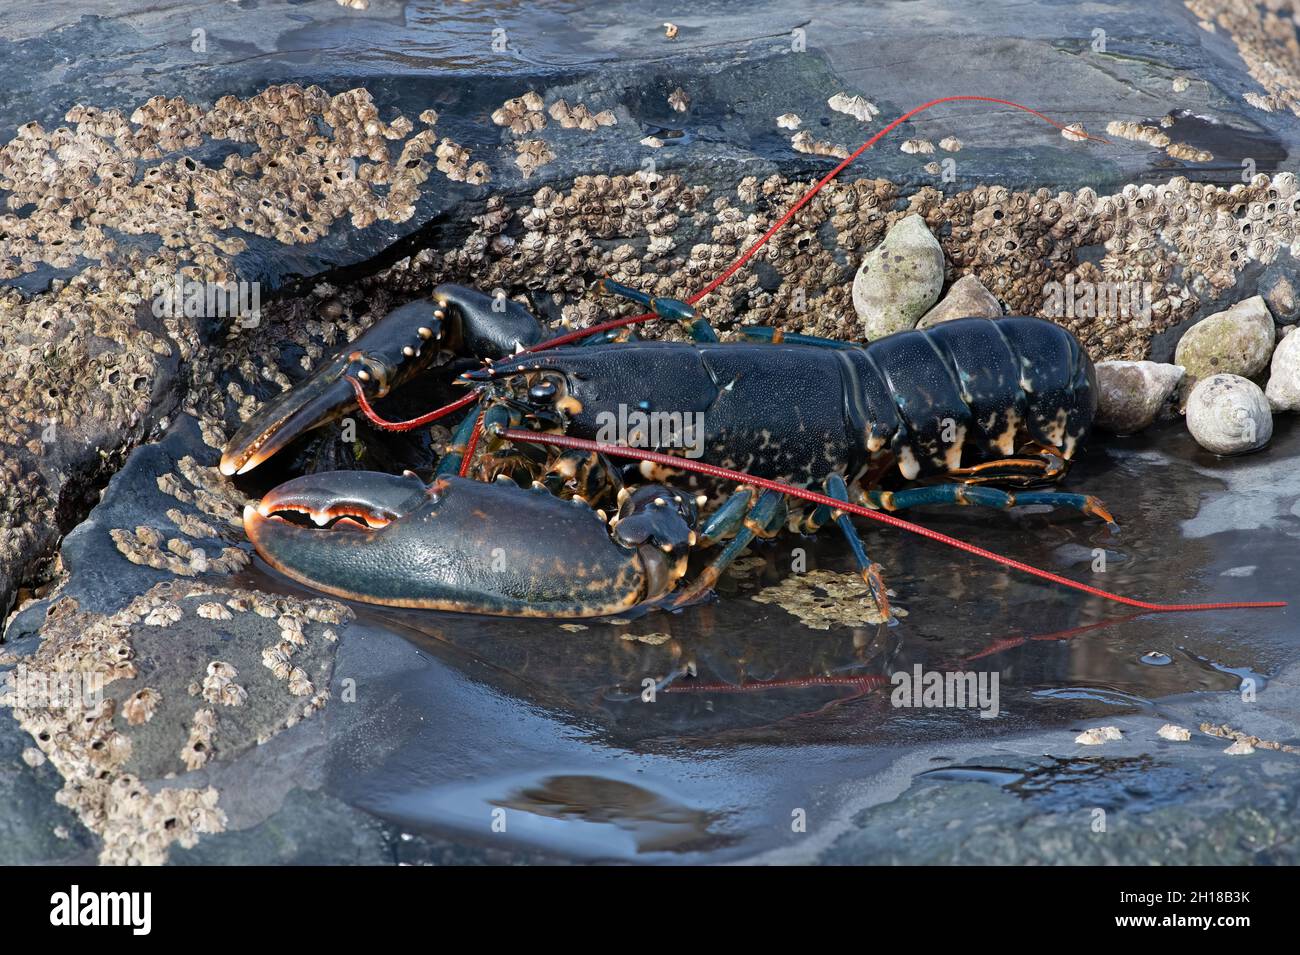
[852,214,945,340]
[1185,374,1273,455]
[916,274,1002,329]
[1173,296,1276,387]
[1264,327,1300,412]
[1094,360,1185,433]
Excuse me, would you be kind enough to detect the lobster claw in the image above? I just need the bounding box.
[220,285,544,476]
[246,471,699,616]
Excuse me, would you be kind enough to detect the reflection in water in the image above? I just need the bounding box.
[493,774,727,854]
[921,755,1201,814]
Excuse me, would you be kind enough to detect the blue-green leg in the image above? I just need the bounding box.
[865,483,1116,527]
[739,326,859,349]
[696,488,755,545]
[672,489,786,606]
[435,402,482,476]
[820,473,891,613]
[598,278,718,343]
[580,327,641,346]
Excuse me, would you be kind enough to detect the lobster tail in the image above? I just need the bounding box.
[853,316,1096,479]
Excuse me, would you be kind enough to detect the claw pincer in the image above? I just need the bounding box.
[245,471,697,617]
[220,284,542,476]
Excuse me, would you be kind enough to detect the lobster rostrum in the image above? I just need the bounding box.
[228,277,1117,618]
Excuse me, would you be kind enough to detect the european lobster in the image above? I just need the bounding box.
[223,92,1284,622]
[227,281,1115,618]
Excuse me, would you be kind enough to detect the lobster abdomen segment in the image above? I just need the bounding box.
[856,316,1096,479]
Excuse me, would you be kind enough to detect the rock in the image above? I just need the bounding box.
[1173,296,1276,388]
[1259,265,1300,325]
[1185,374,1273,455]
[1093,360,1185,433]
[916,274,1002,329]
[1157,723,1191,741]
[1264,327,1300,412]
[852,214,945,340]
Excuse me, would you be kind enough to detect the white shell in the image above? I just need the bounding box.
[1185,374,1273,455]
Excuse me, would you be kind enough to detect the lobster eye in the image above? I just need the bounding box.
[528,380,558,403]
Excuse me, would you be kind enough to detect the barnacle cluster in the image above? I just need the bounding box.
[791,130,850,158]
[1106,118,1214,163]
[332,160,1300,365]
[828,93,879,123]
[492,91,547,135]
[515,140,557,180]
[434,137,491,185]
[548,98,618,131]
[4,581,350,863]
[2,85,437,282]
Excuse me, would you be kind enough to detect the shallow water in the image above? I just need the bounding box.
[233,415,1298,862]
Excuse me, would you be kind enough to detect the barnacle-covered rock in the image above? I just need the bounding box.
[852,214,945,339]
[1185,373,1273,455]
[1094,360,1185,433]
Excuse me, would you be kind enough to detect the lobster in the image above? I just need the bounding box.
[226,280,1116,618]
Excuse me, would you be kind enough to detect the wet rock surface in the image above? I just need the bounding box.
[3,0,1300,864]
[809,661,1300,865]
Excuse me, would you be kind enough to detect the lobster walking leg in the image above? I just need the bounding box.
[945,447,1069,485]
[824,474,892,610]
[866,483,1116,526]
[672,489,787,607]
[598,279,720,343]
[738,326,857,350]
[435,402,482,476]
